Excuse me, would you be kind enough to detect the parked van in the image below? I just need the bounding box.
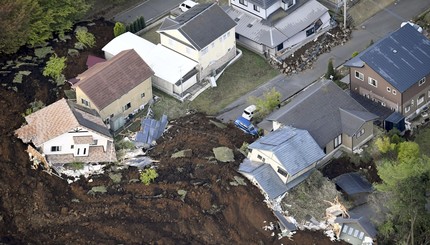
[179,0,198,12]
[242,104,257,121]
[234,116,258,136]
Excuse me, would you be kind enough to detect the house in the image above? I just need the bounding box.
[224,0,331,56]
[334,215,377,245]
[239,126,325,199]
[15,98,116,165]
[72,49,154,131]
[260,80,378,156]
[157,3,237,79]
[102,32,198,101]
[345,24,430,118]
[334,172,373,206]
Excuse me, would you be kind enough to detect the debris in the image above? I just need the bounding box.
[212,147,234,162]
[109,173,122,184]
[171,149,192,158]
[177,189,187,202]
[87,186,107,195]
[209,119,227,129]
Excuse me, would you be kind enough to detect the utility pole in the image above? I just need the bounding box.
[344,0,347,29]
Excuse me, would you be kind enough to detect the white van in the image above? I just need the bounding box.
[179,0,198,12]
[242,105,257,121]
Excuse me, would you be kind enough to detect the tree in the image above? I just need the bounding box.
[375,136,396,154]
[248,88,281,120]
[140,168,158,185]
[113,22,126,37]
[397,141,420,163]
[325,58,337,80]
[75,28,96,48]
[138,16,145,30]
[43,54,66,80]
[132,20,139,33]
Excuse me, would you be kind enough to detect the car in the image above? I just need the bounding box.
[234,116,258,136]
[242,104,257,121]
[179,0,198,12]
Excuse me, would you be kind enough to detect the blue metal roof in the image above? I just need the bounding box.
[135,115,168,146]
[385,111,405,124]
[347,24,430,93]
[244,163,288,199]
[249,126,325,176]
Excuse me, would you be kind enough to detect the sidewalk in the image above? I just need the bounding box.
[216,0,430,123]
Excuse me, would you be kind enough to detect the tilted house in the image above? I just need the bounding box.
[73,49,154,131]
[334,215,377,245]
[345,24,430,118]
[239,126,325,199]
[15,98,116,165]
[157,3,237,79]
[102,32,198,101]
[261,80,377,156]
[224,0,331,56]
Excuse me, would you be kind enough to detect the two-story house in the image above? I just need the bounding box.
[72,49,154,131]
[259,80,377,158]
[157,3,237,79]
[345,24,430,118]
[15,98,116,165]
[224,0,331,56]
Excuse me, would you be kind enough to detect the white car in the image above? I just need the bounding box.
[242,105,257,121]
[179,0,198,12]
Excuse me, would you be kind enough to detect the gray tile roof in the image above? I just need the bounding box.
[239,162,288,199]
[334,172,373,195]
[247,0,278,9]
[264,80,377,148]
[249,126,325,176]
[344,24,430,93]
[223,0,327,48]
[159,3,236,50]
[335,215,377,238]
[68,102,112,138]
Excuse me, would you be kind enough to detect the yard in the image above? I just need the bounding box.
[412,126,430,156]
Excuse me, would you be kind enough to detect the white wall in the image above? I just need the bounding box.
[230,0,282,19]
[248,148,290,183]
[174,74,197,95]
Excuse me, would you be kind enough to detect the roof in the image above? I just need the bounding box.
[15,98,112,147]
[385,111,405,124]
[239,160,288,199]
[86,55,105,68]
[344,24,430,93]
[249,126,325,176]
[158,3,236,50]
[136,115,168,146]
[335,215,377,238]
[224,0,328,48]
[348,91,394,121]
[334,172,373,195]
[264,80,377,148]
[247,0,278,9]
[102,32,197,85]
[74,49,153,111]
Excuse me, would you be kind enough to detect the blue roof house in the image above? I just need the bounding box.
[345,24,430,118]
[239,126,325,199]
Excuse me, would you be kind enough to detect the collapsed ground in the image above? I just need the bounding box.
[0,20,350,244]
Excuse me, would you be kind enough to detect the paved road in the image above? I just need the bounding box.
[216,0,430,123]
[114,0,183,24]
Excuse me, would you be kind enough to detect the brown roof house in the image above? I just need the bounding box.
[73,49,154,131]
[15,98,117,168]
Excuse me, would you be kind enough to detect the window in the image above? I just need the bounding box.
[334,134,342,148]
[257,154,265,162]
[419,77,426,86]
[201,47,208,55]
[353,229,359,238]
[277,167,288,177]
[358,231,364,240]
[348,227,354,235]
[92,139,98,145]
[393,90,397,95]
[105,118,110,124]
[81,98,90,107]
[387,87,391,92]
[71,145,74,149]
[342,225,349,233]
[417,94,425,105]
[51,146,61,152]
[83,148,87,155]
[355,71,364,81]
[405,105,411,113]
[141,92,145,98]
[306,27,315,37]
[239,0,247,6]
[357,128,365,138]
[253,4,260,12]
[123,102,131,111]
[368,77,377,87]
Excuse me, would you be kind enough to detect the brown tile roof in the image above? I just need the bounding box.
[74,49,154,111]
[15,98,112,147]
[73,136,94,144]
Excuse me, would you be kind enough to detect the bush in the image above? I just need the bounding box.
[138,16,146,30]
[114,22,126,37]
[43,54,66,81]
[75,28,96,48]
[22,100,45,116]
[64,162,85,170]
[325,58,337,80]
[140,168,158,185]
[351,51,359,58]
[248,88,281,120]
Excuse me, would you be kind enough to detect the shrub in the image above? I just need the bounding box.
[75,28,96,48]
[325,58,337,80]
[248,87,281,120]
[351,51,359,57]
[138,16,146,30]
[114,22,126,37]
[43,54,66,81]
[140,168,158,185]
[65,162,85,170]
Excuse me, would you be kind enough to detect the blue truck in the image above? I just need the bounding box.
[234,116,258,136]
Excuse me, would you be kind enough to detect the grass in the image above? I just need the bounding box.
[413,126,430,156]
[140,26,160,44]
[348,0,396,26]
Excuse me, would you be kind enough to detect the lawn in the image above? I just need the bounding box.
[413,126,430,156]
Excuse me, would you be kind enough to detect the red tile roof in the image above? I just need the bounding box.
[86,55,105,68]
[74,49,154,111]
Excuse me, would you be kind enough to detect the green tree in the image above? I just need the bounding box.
[138,16,145,30]
[397,141,420,163]
[113,22,126,37]
[132,21,139,33]
[325,58,337,80]
[351,51,359,58]
[140,168,158,185]
[43,54,66,80]
[75,28,96,48]
[375,136,396,154]
[249,88,281,120]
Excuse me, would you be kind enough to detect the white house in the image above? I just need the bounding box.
[225,0,331,56]
[102,32,198,101]
[157,3,237,79]
[15,98,116,165]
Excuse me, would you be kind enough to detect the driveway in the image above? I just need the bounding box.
[114,0,184,24]
[216,0,430,123]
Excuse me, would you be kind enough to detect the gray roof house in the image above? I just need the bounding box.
[224,0,332,56]
[345,24,430,118]
[334,172,373,206]
[261,80,377,156]
[335,215,377,245]
[239,126,325,199]
[158,3,237,79]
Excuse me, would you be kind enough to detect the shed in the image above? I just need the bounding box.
[334,172,373,206]
[384,112,405,132]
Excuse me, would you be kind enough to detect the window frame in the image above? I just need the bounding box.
[277,167,289,177]
[253,4,260,12]
[405,105,411,113]
[368,77,377,87]
[123,102,131,111]
[141,92,145,98]
[417,94,425,105]
[334,134,342,148]
[239,0,247,6]
[387,87,391,92]
[81,98,90,107]
[392,89,397,95]
[51,146,61,152]
[419,77,426,86]
[356,128,365,138]
[355,71,364,81]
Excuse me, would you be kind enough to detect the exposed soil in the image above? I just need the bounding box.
[0,20,347,244]
[321,156,381,183]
